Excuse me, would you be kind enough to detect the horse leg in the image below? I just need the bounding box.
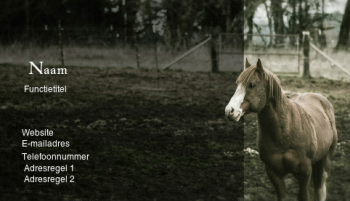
[312,154,331,201]
[265,165,287,201]
[297,160,312,201]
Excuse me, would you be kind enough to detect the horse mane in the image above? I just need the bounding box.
[236,65,283,106]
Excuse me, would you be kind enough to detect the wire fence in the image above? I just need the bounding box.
[0,27,348,81]
[0,27,212,71]
[309,43,350,81]
[219,33,300,73]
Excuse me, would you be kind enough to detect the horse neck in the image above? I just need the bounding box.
[257,94,292,144]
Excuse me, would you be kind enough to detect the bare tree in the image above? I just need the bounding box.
[263,0,274,46]
[163,0,198,51]
[245,0,262,47]
[336,0,350,50]
[271,0,285,45]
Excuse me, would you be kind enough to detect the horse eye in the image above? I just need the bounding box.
[249,83,255,89]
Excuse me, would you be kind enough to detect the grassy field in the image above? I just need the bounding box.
[0,64,244,201]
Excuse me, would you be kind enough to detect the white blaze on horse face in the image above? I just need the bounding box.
[225,84,246,121]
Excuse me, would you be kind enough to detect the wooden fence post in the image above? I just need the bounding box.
[58,20,64,67]
[302,31,311,79]
[211,33,219,73]
[134,30,140,69]
[154,34,158,71]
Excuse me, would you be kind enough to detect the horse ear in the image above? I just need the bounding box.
[256,58,265,75]
[245,58,251,69]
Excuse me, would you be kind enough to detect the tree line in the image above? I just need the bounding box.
[0,0,348,50]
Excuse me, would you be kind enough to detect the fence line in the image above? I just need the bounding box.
[219,33,300,74]
[162,36,211,71]
[3,27,347,79]
[221,52,300,56]
[220,33,299,37]
[309,42,350,77]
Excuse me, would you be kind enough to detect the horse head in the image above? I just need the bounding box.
[225,58,277,121]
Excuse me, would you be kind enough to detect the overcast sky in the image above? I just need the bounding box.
[324,0,347,13]
[254,0,347,27]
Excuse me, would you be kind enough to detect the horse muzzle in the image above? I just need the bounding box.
[225,101,249,122]
[225,105,243,121]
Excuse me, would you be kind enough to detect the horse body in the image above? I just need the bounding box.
[258,93,336,165]
[225,59,337,201]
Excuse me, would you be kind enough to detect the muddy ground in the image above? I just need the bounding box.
[0,64,349,201]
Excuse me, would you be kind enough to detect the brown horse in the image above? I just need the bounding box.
[225,58,337,201]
